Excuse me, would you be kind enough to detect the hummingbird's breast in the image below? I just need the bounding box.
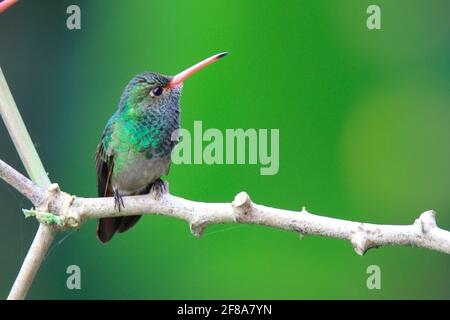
[111,155,170,195]
[108,108,179,195]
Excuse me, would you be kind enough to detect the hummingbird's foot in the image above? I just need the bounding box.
[113,188,125,211]
[149,179,168,199]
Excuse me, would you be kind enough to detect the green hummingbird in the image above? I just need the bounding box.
[95,52,227,243]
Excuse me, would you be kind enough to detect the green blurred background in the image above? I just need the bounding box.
[1,0,449,299]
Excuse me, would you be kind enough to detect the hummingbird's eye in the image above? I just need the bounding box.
[150,86,163,97]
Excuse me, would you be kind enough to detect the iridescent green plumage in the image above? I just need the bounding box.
[102,104,178,171]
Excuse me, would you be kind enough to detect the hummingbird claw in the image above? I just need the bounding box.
[149,179,167,199]
[120,194,125,208]
[113,188,125,211]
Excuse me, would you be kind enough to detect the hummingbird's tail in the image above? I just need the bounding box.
[97,217,120,243]
[96,186,148,243]
[97,215,142,243]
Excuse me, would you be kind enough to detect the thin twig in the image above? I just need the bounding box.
[0,159,44,205]
[0,67,55,300]
[0,68,49,185]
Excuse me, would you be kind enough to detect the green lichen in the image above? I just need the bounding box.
[22,209,64,227]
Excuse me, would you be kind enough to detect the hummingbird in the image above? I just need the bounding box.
[95,52,227,243]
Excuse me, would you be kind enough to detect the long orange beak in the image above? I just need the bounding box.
[169,52,228,88]
[0,0,19,14]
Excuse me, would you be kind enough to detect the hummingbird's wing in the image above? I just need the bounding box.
[95,127,144,242]
[95,139,114,198]
[95,128,122,243]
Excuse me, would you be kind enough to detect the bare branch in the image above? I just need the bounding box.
[7,226,55,299]
[0,67,55,300]
[1,159,449,256]
[75,193,450,256]
[0,68,50,186]
[0,159,44,206]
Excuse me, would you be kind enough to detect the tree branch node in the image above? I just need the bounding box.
[190,221,206,238]
[415,210,437,234]
[350,232,371,256]
[232,191,252,215]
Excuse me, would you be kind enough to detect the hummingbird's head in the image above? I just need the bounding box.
[118,52,228,113]
[120,72,181,112]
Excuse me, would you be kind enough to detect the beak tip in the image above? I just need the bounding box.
[170,52,229,86]
[217,52,228,59]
